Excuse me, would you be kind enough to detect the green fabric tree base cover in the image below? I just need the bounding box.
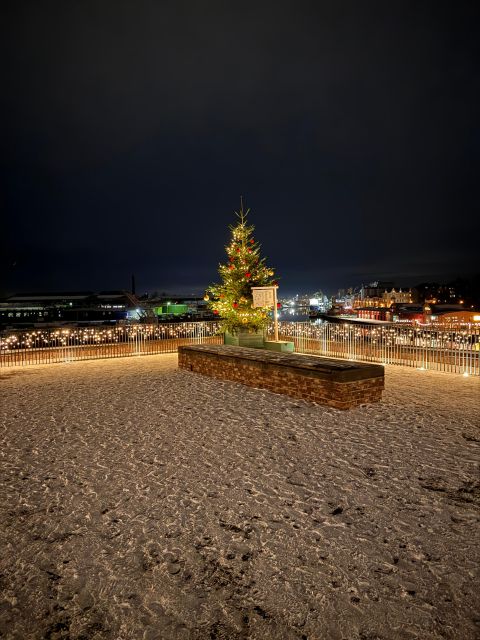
[224,329,265,349]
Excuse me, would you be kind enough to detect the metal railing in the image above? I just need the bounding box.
[268,321,480,376]
[1,320,479,376]
[0,322,222,367]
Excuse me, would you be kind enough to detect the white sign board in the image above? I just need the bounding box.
[252,287,275,308]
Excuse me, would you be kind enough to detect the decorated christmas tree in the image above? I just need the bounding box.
[205,206,277,335]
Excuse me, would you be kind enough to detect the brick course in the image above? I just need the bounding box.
[178,345,384,409]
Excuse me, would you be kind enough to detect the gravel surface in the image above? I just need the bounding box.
[1,354,479,640]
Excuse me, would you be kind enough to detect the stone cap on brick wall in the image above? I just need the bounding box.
[178,345,384,383]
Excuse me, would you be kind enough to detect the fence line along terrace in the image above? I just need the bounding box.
[1,321,478,376]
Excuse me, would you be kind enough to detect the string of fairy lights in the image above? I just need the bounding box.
[0,322,221,350]
[270,322,480,348]
[0,320,477,353]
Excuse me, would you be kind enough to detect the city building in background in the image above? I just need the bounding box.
[2,277,479,331]
[0,291,216,329]
[0,291,134,329]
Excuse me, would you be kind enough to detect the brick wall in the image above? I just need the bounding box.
[178,346,384,409]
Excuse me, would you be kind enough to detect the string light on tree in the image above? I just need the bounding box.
[205,204,277,334]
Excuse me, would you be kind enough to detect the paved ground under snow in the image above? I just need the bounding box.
[0,354,479,640]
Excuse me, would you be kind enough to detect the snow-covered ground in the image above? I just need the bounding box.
[1,354,479,640]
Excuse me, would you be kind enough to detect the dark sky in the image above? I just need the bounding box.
[1,1,478,297]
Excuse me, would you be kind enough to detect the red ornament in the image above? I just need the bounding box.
[250,239,254,244]
[213,310,219,315]
[229,264,234,270]
[236,248,240,253]
[247,249,252,253]
[245,272,251,278]
[233,303,238,308]
[277,303,281,309]
[229,256,234,262]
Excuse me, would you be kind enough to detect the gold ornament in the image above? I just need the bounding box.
[203,294,209,301]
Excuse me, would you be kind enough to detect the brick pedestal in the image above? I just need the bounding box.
[178,345,384,409]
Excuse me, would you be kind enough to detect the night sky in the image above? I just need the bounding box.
[1,1,478,297]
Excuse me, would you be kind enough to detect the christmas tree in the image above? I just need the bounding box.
[205,207,277,335]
